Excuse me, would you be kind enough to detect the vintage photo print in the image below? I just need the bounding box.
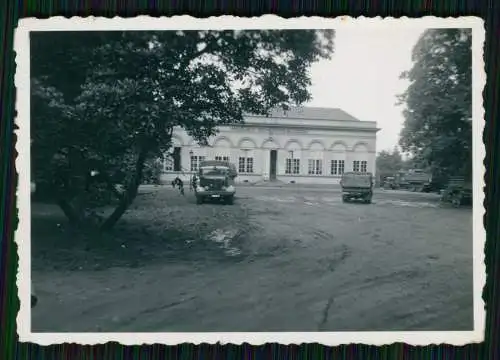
[15,15,485,345]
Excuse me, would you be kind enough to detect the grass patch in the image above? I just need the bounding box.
[32,189,249,271]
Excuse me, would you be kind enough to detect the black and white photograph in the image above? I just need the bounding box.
[15,16,485,345]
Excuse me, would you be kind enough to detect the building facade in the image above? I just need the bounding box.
[160,107,379,185]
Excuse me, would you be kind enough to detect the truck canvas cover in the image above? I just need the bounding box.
[341,172,373,188]
[402,169,431,184]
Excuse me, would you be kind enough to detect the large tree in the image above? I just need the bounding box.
[31,30,335,230]
[397,29,472,181]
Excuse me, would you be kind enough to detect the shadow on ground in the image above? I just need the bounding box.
[31,191,252,272]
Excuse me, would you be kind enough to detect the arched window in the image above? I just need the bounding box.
[307,141,325,176]
[284,140,302,175]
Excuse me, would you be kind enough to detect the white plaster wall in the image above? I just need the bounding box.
[158,173,343,185]
[346,142,374,173]
[162,123,377,184]
[235,174,264,184]
[326,142,348,176]
[210,136,233,163]
[278,175,342,185]
[281,140,303,176]
[254,148,265,175]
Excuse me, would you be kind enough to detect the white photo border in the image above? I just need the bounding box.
[14,15,486,346]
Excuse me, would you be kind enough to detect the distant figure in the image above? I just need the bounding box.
[191,174,198,191]
[173,176,185,196]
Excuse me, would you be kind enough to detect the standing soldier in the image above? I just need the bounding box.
[191,174,198,191]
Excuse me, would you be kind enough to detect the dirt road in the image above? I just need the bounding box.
[31,186,473,332]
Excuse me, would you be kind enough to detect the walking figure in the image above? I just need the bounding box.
[173,176,185,196]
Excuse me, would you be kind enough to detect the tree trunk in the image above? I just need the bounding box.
[100,148,149,231]
[55,172,87,226]
[57,199,81,225]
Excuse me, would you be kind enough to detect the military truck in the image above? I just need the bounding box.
[395,169,432,192]
[381,176,397,189]
[440,176,473,207]
[195,160,237,205]
[340,172,374,204]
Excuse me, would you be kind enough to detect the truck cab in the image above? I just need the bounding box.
[195,160,237,205]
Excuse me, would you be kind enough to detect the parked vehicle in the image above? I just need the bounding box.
[440,176,472,207]
[195,160,237,205]
[382,176,397,189]
[396,169,432,192]
[340,172,374,204]
[381,169,432,192]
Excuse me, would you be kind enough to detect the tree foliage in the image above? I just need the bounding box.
[31,30,335,230]
[397,29,472,180]
[376,147,404,176]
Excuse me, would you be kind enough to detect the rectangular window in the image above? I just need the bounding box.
[190,155,205,172]
[330,160,345,175]
[173,147,181,171]
[330,160,338,175]
[338,160,345,175]
[308,159,322,175]
[285,158,300,174]
[238,157,245,173]
[164,157,173,171]
[246,158,254,173]
[238,157,254,173]
[215,155,230,162]
[190,156,198,172]
[361,161,368,173]
[353,160,360,172]
[293,159,300,174]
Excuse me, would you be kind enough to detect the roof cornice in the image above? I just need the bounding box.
[228,123,380,133]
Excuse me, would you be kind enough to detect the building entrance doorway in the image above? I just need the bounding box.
[173,147,181,171]
[269,150,277,181]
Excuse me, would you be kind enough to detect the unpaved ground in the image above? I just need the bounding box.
[31,186,473,332]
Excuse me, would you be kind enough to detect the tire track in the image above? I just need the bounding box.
[315,242,352,330]
[318,296,334,331]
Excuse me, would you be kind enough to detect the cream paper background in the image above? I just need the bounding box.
[14,15,486,346]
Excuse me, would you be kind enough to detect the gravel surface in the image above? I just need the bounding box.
[31,186,473,332]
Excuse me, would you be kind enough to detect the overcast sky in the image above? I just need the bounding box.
[305,27,426,154]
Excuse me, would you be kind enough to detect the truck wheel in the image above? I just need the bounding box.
[196,196,203,205]
[225,195,234,205]
[342,196,348,203]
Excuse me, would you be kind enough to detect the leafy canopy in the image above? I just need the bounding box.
[376,147,404,176]
[397,29,472,179]
[31,30,335,228]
